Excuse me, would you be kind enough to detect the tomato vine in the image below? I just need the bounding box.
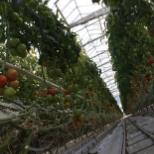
[103,0,154,113]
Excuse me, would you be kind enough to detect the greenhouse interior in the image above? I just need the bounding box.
[0,0,154,154]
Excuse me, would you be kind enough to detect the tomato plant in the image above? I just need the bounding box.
[105,0,154,113]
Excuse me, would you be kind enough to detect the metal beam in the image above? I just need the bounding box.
[107,83,116,87]
[110,88,118,92]
[113,92,119,96]
[54,0,69,26]
[60,0,73,12]
[111,91,119,95]
[66,6,77,19]
[109,87,117,91]
[70,7,110,27]
[73,20,99,33]
[101,68,112,73]
[90,50,107,59]
[102,76,113,82]
[111,92,119,96]
[92,56,108,61]
[82,36,103,47]
[108,82,116,86]
[97,61,110,67]
[114,93,119,96]
[112,90,119,93]
[86,42,105,52]
[102,66,112,68]
[104,78,114,83]
[71,14,81,24]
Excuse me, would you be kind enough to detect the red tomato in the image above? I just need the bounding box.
[0,75,8,87]
[41,60,50,67]
[146,58,154,65]
[35,90,39,96]
[6,69,18,81]
[74,119,82,128]
[8,80,19,90]
[85,91,91,98]
[48,88,56,95]
[41,90,48,96]
[64,89,70,95]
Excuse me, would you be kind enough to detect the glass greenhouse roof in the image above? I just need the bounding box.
[48,0,122,110]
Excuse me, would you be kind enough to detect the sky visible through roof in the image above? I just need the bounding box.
[48,0,123,112]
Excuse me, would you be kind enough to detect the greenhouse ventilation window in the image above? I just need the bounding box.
[48,0,123,111]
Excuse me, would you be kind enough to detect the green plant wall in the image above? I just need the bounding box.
[103,0,154,113]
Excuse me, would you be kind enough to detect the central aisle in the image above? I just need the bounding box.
[89,121,124,154]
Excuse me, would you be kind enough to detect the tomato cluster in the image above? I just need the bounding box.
[35,87,75,110]
[35,88,60,105]
[73,109,85,128]
[146,57,154,65]
[0,69,19,98]
[8,38,28,58]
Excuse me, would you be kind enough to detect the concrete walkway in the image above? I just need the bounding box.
[89,121,124,154]
[131,116,154,132]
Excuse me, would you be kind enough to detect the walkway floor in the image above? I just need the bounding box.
[89,121,124,154]
[131,116,154,132]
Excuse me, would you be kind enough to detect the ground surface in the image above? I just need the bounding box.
[130,116,154,132]
[88,121,124,154]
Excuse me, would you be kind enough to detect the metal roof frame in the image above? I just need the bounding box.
[69,7,110,27]
[53,0,120,99]
[82,36,103,47]
[97,61,110,67]
[90,50,107,59]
